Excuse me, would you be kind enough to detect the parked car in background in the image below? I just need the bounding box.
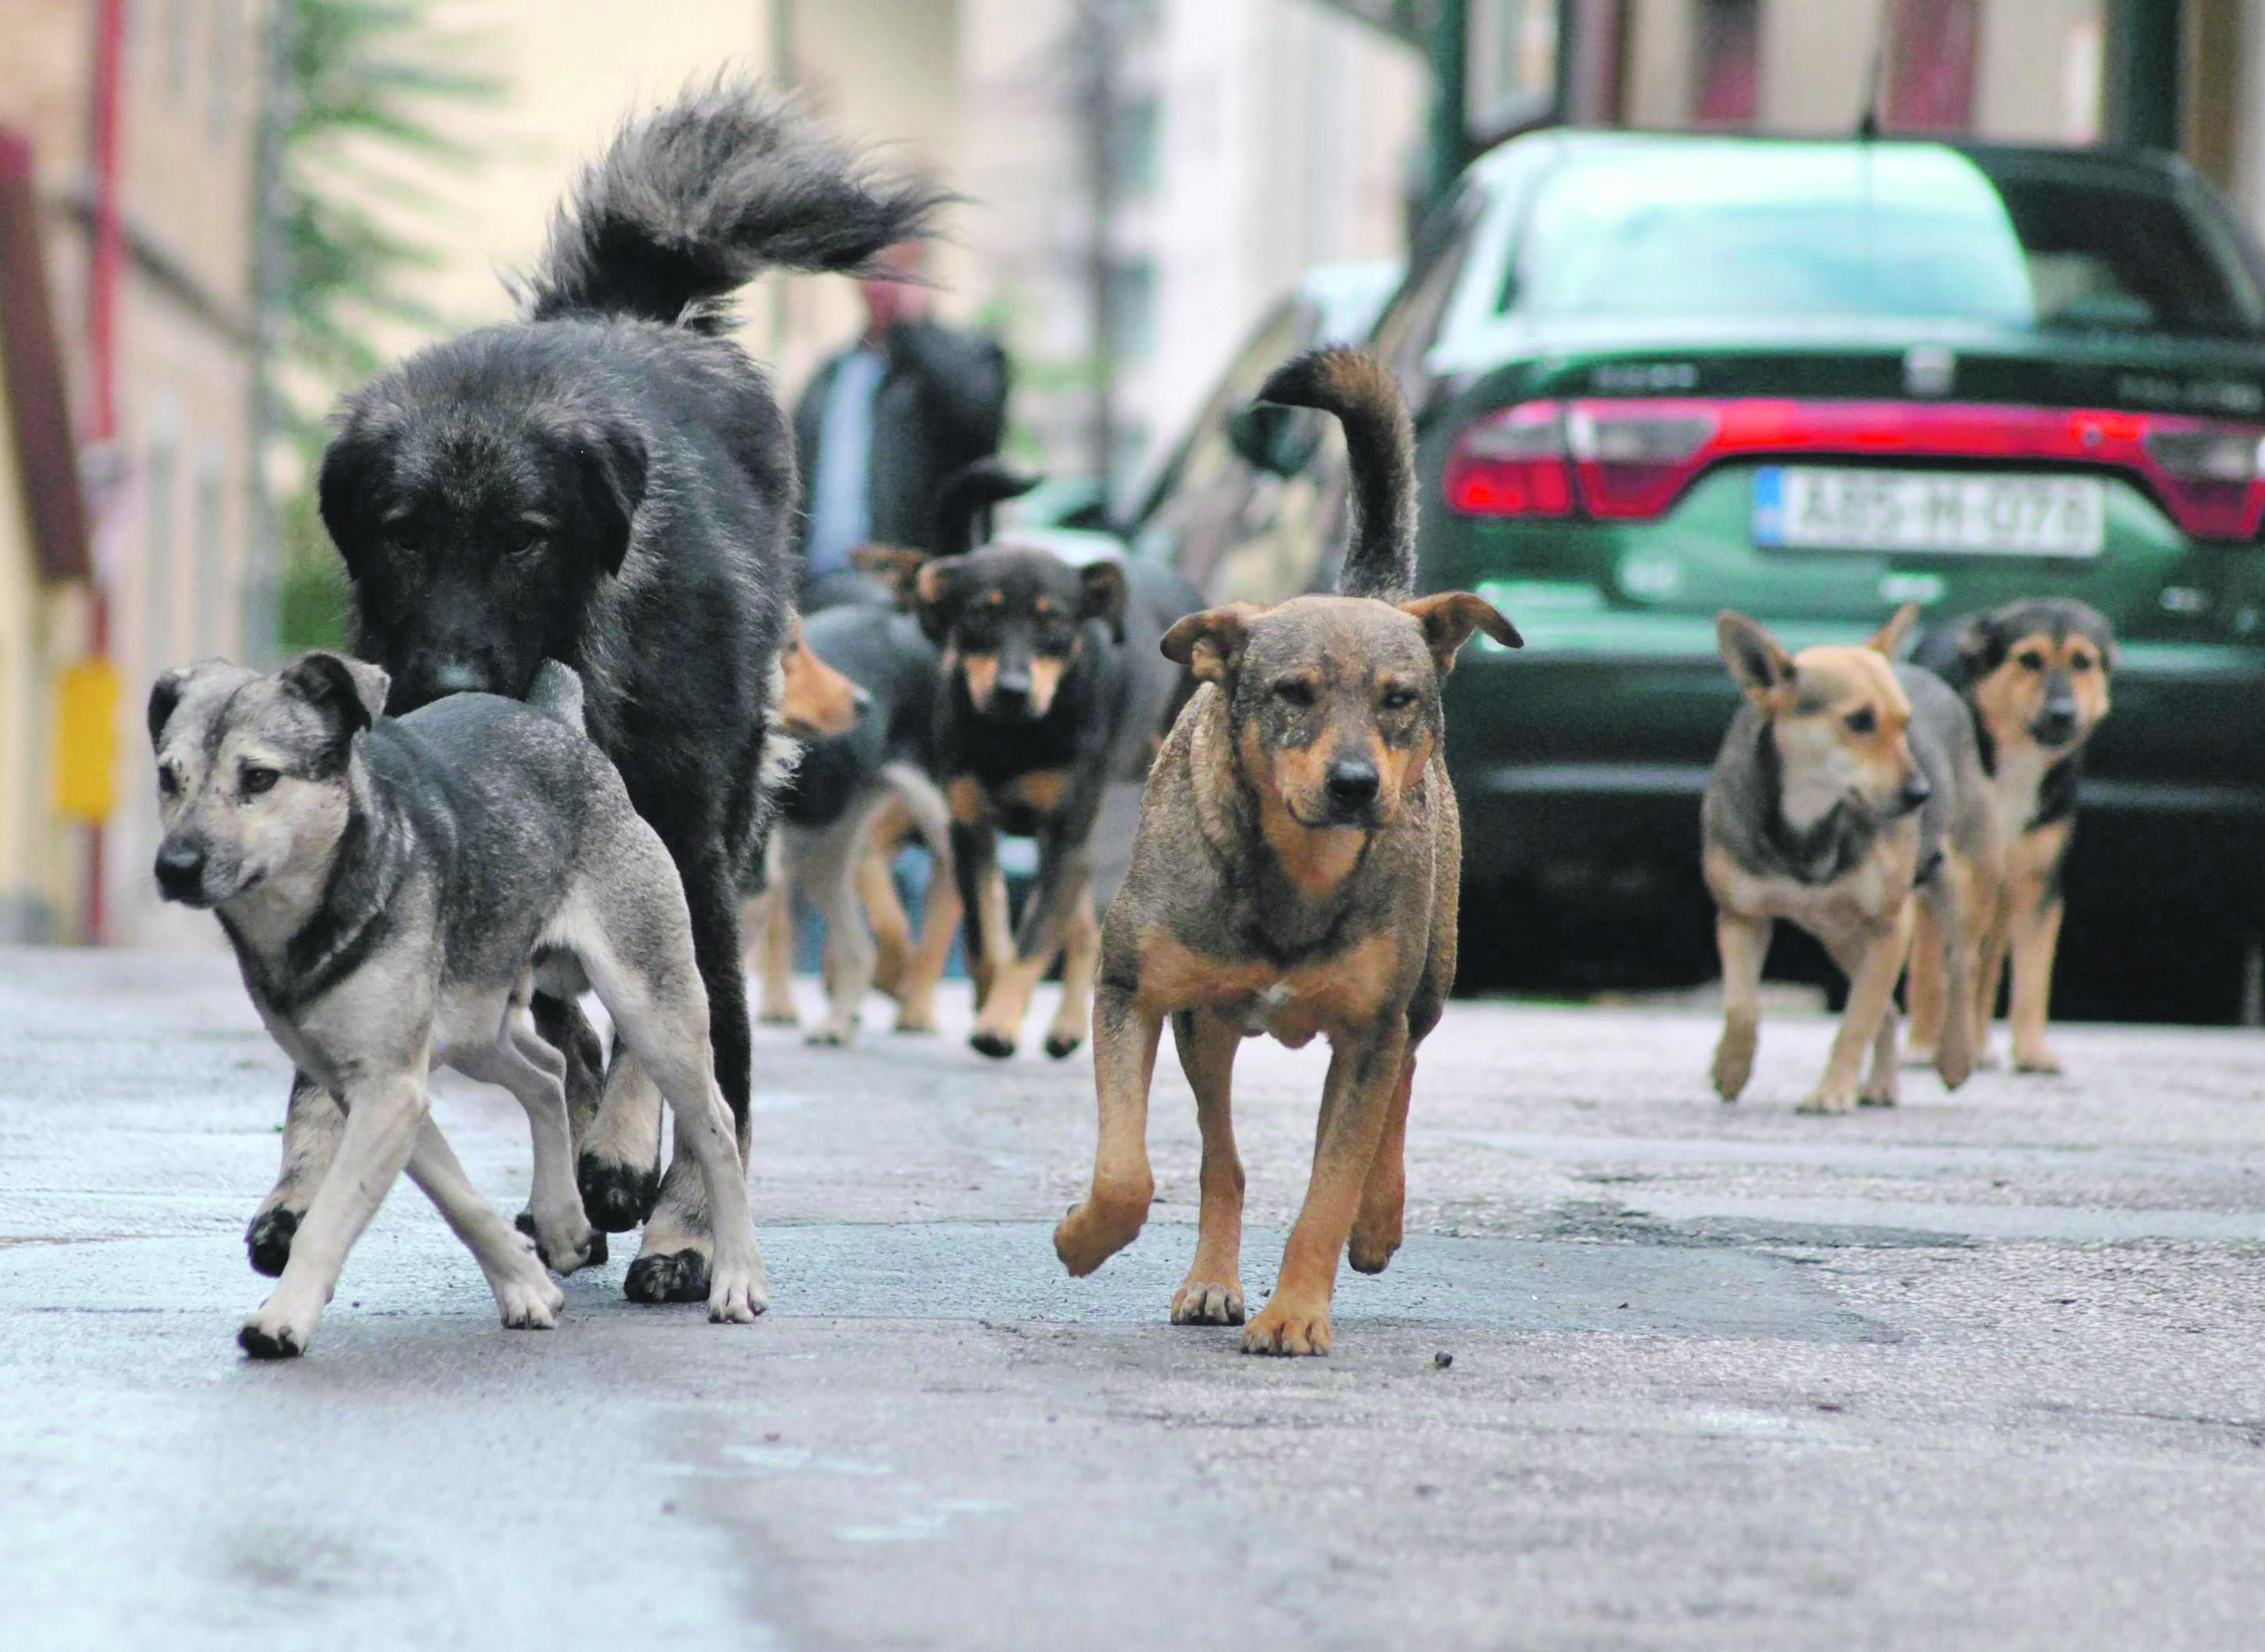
[1145,130,2265,1022]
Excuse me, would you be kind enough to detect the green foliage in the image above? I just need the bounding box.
[274,489,351,654]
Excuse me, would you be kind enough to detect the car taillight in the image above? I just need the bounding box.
[1443,402,1574,517]
[2140,424,2265,540]
[1568,404,1721,518]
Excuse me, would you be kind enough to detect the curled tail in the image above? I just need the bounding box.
[1256,348,1414,601]
[522,78,951,331]
[929,458,1042,558]
[527,660,587,731]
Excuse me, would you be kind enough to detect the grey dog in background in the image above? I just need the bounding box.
[148,651,765,1358]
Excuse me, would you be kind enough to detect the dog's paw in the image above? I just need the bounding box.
[515,1208,605,1273]
[2013,1042,2064,1076]
[707,1267,769,1325]
[624,1247,712,1305]
[1935,1044,1976,1092]
[245,1207,301,1278]
[1053,1190,1150,1276]
[1171,1278,1245,1326]
[1710,1026,1756,1101]
[576,1154,660,1234]
[1347,1223,1402,1276]
[1796,1085,1859,1116]
[1859,1074,1899,1108]
[892,1004,937,1035]
[805,1023,856,1048]
[238,1294,317,1360]
[493,1246,566,1330]
[968,1028,1017,1061]
[757,996,800,1027]
[1042,1030,1084,1060]
[1241,1297,1331,1357]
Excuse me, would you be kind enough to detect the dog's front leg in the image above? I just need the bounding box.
[239,1069,429,1359]
[1243,1026,1408,1357]
[1054,981,1161,1275]
[973,772,1106,1058]
[1348,1046,1416,1275]
[405,1113,564,1329]
[2008,879,2067,1075]
[1041,887,1103,1059]
[1801,905,1913,1115]
[1168,1007,1246,1325]
[948,811,1007,1012]
[1710,913,1771,1101]
[245,1070,344,1276]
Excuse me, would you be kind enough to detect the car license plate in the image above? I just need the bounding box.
[1752,466,2105,558]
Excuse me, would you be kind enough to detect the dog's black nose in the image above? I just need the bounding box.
[2033,707,2078,746]
[991,672,1031,710]
[428,659,489,697]
[1325,759,1381,812]
[154,840,205,900]
[1896,773,1933,813]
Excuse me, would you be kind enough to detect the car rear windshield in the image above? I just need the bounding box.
[1511,142,2265,338]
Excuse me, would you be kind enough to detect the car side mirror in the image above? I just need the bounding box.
[1226,401,1321,479]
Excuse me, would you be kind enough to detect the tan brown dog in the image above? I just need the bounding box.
[1051,348,1518,1357]
[776,615,865,741]
[1704,606,1999,1113]
[1910,598,2114,1074]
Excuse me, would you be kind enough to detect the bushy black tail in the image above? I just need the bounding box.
[1256,348,1414,601]
[929,459,1042,558]
[522,78,951,331]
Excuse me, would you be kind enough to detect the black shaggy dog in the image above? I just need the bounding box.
[241,83,946,1305]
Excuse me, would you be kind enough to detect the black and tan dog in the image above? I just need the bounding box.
[1704,606,1999,1113]
[865,465,1205,1059]
[1910,598,2114,1074]
[1050,348,1518,1357]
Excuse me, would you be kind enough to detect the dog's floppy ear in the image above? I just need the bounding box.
[1079,562,1128,644]
[571,420,648,576]
[1161,604,1261,684]
[146,659,242,748]
[1954,612,2006,684]
[1717,611,1795,706]
[1399,592,1521,676]
[912,558,961,645]
[280,651,391,741]
[1868,601,1921,659]
[852,542,931,611]
[316,423,387,580]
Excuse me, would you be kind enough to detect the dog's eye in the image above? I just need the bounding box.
[510,530,548,561]
[157,764,180,797]
[2016,649,2047,672]
[239,766,280,797]
[1379,687,1419,712]
[1844,707,1877,735]
[1272,679,1317,708]
[2068,651,2094,673]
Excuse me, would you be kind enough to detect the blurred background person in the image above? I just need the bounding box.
[794,242,1009,609]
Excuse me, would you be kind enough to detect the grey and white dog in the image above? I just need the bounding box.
[148,650,766,1357]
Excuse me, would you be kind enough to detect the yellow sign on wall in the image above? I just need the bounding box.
[53,658,120,824]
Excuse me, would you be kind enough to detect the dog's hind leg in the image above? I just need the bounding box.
[1243,1026,1409,1357]
[1800,906,1913,1115]
[1349,1049,1415,1273]
[1168,1008,1245,1326]
[1054,983,1161,1276]
[882,765,958,1034]
[860,795,917,998]
[1903,900,1947,1067]
[2007,861,2067,1074]
[806,808,879,1047]
[245,1071,345,1277]
[403,1113,564,1330]
[1041,886,1102,1060]
[455,1016,597,1275]
[563,834,767,1323]
[576,1047,665,1236]
[1924,856,1979,1092]
[239,1068,429,1359]
[748,833,801,1027]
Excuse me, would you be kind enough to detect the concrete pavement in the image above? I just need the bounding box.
[2,945,2263,1651]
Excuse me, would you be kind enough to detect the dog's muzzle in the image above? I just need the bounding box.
[1890,773,1933,816]
[1321,758,1382,826]
[2031,706,2079,748]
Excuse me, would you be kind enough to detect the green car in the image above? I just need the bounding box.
[1143,131,2265,1019]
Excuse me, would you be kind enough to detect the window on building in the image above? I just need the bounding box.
[194,459,228,656]
[1114,98,1160,200]
[1107,259,1157,362]
[1883,0,1979,134]
[1690,0,1759,127]
[144,439,178,658]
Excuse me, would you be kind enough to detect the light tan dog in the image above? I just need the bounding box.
[1703,606,1999,1113]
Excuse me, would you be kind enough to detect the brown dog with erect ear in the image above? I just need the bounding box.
[1703,605,1999,1114]
[1050,348,1520,1357]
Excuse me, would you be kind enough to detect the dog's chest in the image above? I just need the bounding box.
[1707,837,1914,939]
[1989,748,2053,832]
[1140,929,1400,1044]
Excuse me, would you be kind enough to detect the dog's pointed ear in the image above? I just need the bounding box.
[572,421,648,576]
[1717,611,1794,705]
[851,542,931,611]
[1079,562,1128,644]
[1869,601,1921,659]
[281,651,391,741]
[911,558,961,645]
[1161,604,1260,684]
[1400,593,1521,675]
[1954,612,2004,684]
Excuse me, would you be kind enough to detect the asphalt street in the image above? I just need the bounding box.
[3,944,2263,1651]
